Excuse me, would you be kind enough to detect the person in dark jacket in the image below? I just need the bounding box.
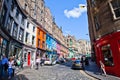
[85,57,89,66]
[1,55,8,78]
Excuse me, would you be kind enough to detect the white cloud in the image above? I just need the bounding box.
[64,4,87,18]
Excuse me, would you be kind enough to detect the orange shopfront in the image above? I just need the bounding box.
[94,31,120,77]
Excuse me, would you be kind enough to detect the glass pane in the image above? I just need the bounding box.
[101,44,114,66]
[111,0,120,9]
[114,8,120,18]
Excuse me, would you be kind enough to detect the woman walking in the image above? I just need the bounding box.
[8,57,14,79]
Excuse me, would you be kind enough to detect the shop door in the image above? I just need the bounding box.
[28,52,31,66]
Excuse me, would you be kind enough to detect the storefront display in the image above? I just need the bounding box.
[0,36,8,59]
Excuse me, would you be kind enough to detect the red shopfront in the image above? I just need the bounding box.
[94,32,120,77]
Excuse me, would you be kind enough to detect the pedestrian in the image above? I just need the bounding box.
[40,57,44,66]
[20,58,24,69]
[30,58,34,69]
[81,56,86,69]
[11,56,16,77]
[100,60,107,76]
[85,57,89,66]
[1,54,8,79]
[36,57,40,70]
[17,58,20,68]
[8,57,14,79]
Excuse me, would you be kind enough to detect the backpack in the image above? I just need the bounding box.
[17,60,20,66]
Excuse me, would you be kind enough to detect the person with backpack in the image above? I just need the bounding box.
[17,58,21,68]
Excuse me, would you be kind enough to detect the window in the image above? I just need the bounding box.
[21,16,25,26]
[70,39,72,46]
[11,1,15,11]
[27,22,29,28]
[91,0,96,7]
[42,41,45,48]
[0,5,7,25]
[12,22,18,38]
[42,33,44,39]
[38,31,40,35]
[110,0,120,19]
[33,26,35,32]
[101,44,114,66]
[38,39,40,48]
[32,36,35,45]
[67,39,69,42]
[16,9,19,19]
[94,15,100,30]
[24,3,27,10]
[7,16,13,33]
[19,28,24,41]
[41,10,43,14]
[25,32,29,43]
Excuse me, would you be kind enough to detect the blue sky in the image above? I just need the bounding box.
[44,0,89,40]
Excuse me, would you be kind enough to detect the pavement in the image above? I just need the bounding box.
[4,60,120,80]
[84,60,120,80]
[13,64,91,80]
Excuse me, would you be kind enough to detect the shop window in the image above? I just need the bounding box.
[101,44,114,66]
[110,0,120,19]
[1,39,7,57]
[24,53,27,62]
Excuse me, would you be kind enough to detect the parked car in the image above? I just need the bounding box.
[44,58,56,65]
[71,60,83,70]
[44,58,52,65]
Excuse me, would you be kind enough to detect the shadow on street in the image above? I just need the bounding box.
[12,74,29,80]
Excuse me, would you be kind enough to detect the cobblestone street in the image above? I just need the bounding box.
[13,64,93,80]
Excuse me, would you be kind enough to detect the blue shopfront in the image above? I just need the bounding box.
[46,34,57,61]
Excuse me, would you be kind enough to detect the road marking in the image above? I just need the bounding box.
[80,70,99,80]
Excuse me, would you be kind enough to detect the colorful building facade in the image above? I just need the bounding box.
[36,26,46,58]
[46,34,57,61]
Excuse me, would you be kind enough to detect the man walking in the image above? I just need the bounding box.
[36,57,40,70]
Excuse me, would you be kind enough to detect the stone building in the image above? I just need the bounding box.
[87,0,120,77]
[44,7,53,35]
[65,35,78,58]
[17,0,45,27]
[77,39,91,56]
